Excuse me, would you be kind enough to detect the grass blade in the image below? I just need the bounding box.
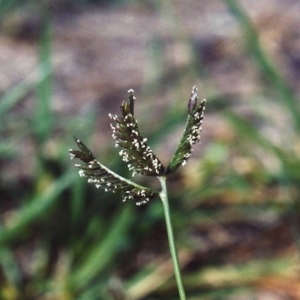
[224,0,300,130]
[0,171,74,245]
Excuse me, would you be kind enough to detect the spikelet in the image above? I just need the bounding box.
[69,138,158,205]
[109,89,165,177]
[165,86,206,174]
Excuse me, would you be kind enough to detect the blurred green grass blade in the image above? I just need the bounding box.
[34,16,53,144]
[0,66,52,118]
[126,256,176,300]
[165,256,295,292]
[143,36,165,92]
[0,171,74,245]
[77,280,117,300]
[224,111,274,149]
[0,246,22,287]
[70,205,133,290]
[0,141,18,158]
[0,81,31,116]
[70,177,86,226]
[272,147,300,181]
[224,110,300,252]
[186,287,253,300]
[225,111,300,175]
[0,0,27,15]
[224,0,300,130]
[0,20,53,120]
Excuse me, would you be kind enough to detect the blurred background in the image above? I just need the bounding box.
[0,0,300,299]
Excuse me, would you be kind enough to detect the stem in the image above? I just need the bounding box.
[158,176,187,300]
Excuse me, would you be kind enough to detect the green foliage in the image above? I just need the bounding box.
[0,1,299,299]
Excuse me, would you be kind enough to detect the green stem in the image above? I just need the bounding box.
[158,176,187,300]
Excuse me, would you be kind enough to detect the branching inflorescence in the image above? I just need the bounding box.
[69,86,206,205]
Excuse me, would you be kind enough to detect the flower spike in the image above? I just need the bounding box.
[165,86,206,174]
[109,89,165,177]
[70,87,206,298]
[70,87,206,203]
[69,138,159,205]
